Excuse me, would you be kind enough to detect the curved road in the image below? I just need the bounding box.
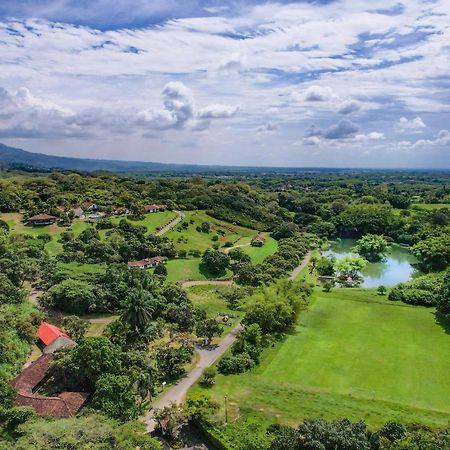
[145,323,243,432]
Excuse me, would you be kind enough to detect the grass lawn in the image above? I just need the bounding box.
[165,211,256,253]
[191,288,450,428]
[163,258,232,283]
[1,212,66,256]
[242,234,278,264]
[411,203,450,210]
[109,211,177,234]
[186,285,244,337]
[56,262,106,280]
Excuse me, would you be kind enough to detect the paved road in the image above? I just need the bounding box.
[288,251,312,280]
[155,210,184,236]
[144,323,243,432]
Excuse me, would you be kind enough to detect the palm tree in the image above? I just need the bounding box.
[120,289,154,333]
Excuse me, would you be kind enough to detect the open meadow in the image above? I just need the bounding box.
[191,288,450,428]
[165,210,257,253]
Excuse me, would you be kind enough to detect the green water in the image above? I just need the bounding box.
[323,239,418,287]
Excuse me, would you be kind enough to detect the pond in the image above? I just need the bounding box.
[322,238,418,287]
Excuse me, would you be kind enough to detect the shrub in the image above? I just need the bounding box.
[218,353,254,374]
[322,281,333,292]
[377,285,387,296]
[200,367,217,387]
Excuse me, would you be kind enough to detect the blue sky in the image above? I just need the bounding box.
[0,0,449,168]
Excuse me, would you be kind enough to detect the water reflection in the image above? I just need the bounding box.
[323,239,418,287]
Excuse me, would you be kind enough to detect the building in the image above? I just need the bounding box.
[11,355,89,417]
[144,204,162,213]
[37,322,76,354]
[112,206,129,215]
[72,207,84,218]
[251,234,266,247]
[11,322,87,417]
[82,202,98,211]
[28,214,57,226]
[127,256,166,269]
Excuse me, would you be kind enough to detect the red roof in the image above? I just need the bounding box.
[29,214,57,221]
[12,355,89,417]
[37,322,70,346]
[144,204,161,211]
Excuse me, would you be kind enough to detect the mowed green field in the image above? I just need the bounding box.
[242,234,278,264]
[192,288,450,427]
[165,210,256,252]
[163,258,232,283]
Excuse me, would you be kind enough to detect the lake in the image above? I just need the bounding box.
[323,238,418,287]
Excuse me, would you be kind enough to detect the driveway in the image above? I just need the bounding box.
[155,211,184,236]
[144,323,243,432]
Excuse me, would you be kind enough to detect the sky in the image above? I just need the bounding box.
[0,0,449,168]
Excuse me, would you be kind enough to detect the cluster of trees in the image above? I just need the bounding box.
[233,234,312,286]
[218,280,312,375]
[0,413,161,449]
[59,219,176,264]
[266,419,450,450]
[389,269,450,313]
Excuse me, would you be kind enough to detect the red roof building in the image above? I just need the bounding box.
[144,204,162,213]
[11,355,89,417]
[127,256,166,269]
[37,322,70,347]
[28,214,57,226]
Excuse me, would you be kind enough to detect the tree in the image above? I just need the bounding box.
[13,414,161,449]
[195,318,222,344]
[63,337,122,387]
[154,263,167,278]
[153,403,186,440]
[271,222,299,240]
[201,249,229,275]
[120,289,155,333]
[335,255,367,280]
[377,285,387,296]
[316,256,335,276]
[437,269,450,321]
[412,233,450,272]
[0,274,26,304]
[62,315,89,342]
[353,234,388,262]
[94,374,138,422]
[44,279,96,314]
[155,345,192,381]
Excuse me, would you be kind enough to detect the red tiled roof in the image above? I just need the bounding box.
[12,354,89,417]
[37,322,70,347]
[29,214,57,221]
[144,204,161,211]
[253,234,265,241]
[127,256,165,267]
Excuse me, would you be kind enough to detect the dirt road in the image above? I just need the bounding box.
[288,251,312,280]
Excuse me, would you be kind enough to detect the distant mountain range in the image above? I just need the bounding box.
[0,143,218,173]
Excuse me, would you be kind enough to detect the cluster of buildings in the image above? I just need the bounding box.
[127,256,166,269]
[28,203,164,226]
[11,322,88,417]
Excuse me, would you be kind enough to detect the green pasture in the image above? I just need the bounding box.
[165,211,256,253]
[191,288,450,428]
[187,285,244,337]
[163,258,232,283]
[241,234,278,264]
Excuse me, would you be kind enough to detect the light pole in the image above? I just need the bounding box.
[224,395,228,423]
